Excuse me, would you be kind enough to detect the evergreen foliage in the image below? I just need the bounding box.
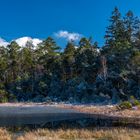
[0,7,140,103]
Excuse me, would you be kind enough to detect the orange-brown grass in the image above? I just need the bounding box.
[0,127,140,140]
[0,128,12,140]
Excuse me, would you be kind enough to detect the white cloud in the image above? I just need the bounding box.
[0,37,42,48]
[0,38,9,47]
[55,30,82,41]
[15,37,42,47]
[32,38,42,46]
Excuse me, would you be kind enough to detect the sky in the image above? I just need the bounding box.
[0,0,140,47]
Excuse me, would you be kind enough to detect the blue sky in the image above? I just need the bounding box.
[0,0,140,47]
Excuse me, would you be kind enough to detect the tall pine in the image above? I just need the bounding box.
[105,7,126,48]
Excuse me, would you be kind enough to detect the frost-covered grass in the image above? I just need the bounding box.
[0,127,140,140]
[1,102,140,118]
[60,104,140,118]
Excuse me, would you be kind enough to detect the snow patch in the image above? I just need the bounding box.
[15,37,42,47]
[0,38,9,47]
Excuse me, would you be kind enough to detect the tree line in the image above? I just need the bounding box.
[0,7,140,103]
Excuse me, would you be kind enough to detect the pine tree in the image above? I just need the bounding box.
[105,7,125,48]
[7,41,21,82]
[41,37,60,55]
[124,10,140,44]
[37,37,61,75]
[64,41,76,56]
[135,31,140,48]
[75,38,99,82]
[0,46,8,88]
[79,37,92,49]
[62,41,76,80]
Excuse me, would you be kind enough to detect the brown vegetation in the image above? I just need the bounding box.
[60,104,140,118]
[0,127,139,140]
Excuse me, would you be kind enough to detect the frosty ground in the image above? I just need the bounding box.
[0,102,140,119]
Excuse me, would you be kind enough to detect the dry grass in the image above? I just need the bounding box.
[60,104,140,118]
[0,103,140,139]
[0,127,140,140]
[0,128,12,140]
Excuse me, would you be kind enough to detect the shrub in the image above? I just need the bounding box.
[118,101,132,110]
[131,51,140,66]
[0,89,8,103]
[133,100,140,106]
[130,96,140,106]
[8,94,17,102]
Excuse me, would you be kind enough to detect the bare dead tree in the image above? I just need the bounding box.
[98,55,108,82]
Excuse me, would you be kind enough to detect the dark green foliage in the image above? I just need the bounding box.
[105,7,126,48]
[124,10,140,44]
[0,8,139,103]
[133,100,140,106]
[130,96,140,106]
[0,89,8,103]
[118,101,132,110]
[118,96,140,110]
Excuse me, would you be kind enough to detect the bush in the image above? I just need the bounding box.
[130,96,140,106]
[118,101,132,110]
[0,89,8,103]
[133,100,140,106]
[8,94,17,102]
